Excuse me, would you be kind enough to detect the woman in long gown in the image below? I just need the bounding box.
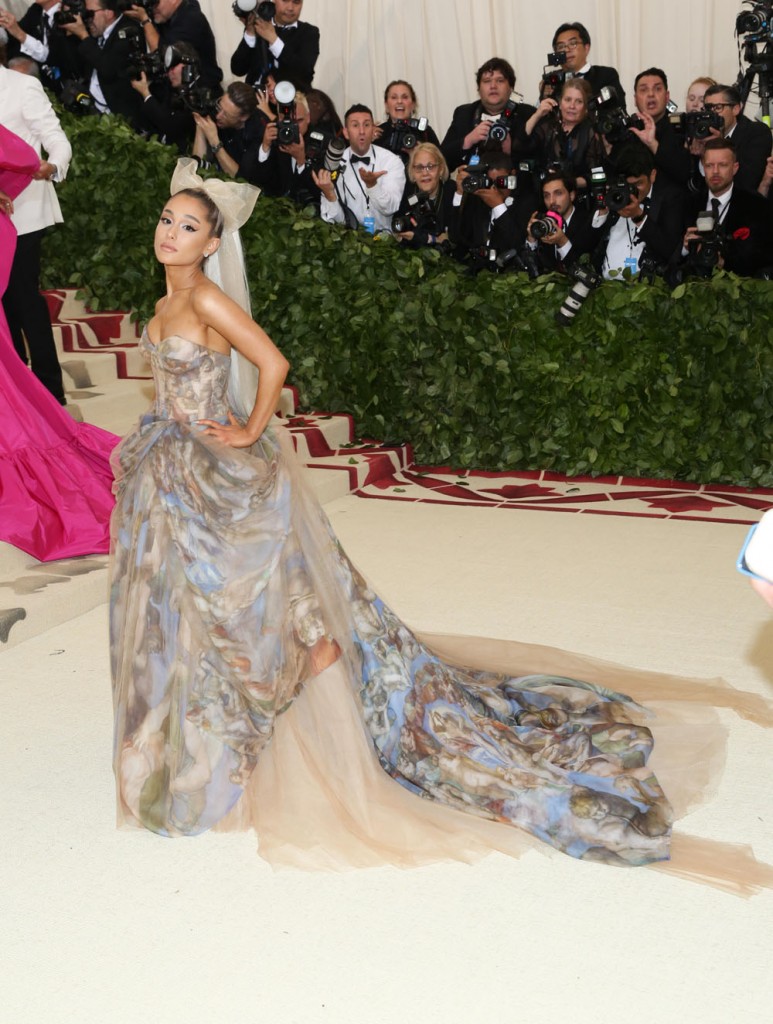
[110,160,773,893]
[0,123,117,561]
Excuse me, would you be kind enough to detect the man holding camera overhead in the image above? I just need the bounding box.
[230,0,319,90]
[126,0,221,90]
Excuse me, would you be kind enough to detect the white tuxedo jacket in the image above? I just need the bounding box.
[0,65,72,236]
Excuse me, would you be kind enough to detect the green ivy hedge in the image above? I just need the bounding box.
[42,113,773,486]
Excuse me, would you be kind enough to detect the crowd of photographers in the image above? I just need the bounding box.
[2,0,773,298]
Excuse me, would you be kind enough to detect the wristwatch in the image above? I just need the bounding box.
[211,142,224,155]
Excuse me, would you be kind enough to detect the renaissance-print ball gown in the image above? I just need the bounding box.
[110,329,773,893]
[0,123,117,561]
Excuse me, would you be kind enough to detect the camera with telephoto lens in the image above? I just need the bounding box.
[379,117,428,154]
[589,86,644,144]
[462,171,517,193]
[53,0,91,27]
[556,263,602,325]
[530,210,565,240]
[736,1,773,41]
[486,100,518,144]
[305,131,347,177]
[686,211,726,276]
[274,80,300,145]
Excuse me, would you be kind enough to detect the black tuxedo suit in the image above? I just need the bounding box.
[728,115,773,193]
[7,3,81,93]
[77,18,144,121]
[440,99,536,172]
[592,178,686,272]
[157,0,222,90]
[688,186,773,276]
[531,203,596,273]
[230,21,320,89]
[448,181,537,258]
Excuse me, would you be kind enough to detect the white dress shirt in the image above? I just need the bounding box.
[20,3,60,63]
[0,65,71,236]
[320,145,406,232]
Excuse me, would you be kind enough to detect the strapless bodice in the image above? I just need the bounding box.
[142,329,230,422]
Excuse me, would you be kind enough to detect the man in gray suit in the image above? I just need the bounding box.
[0,58,71,402]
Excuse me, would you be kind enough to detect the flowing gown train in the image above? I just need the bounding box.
[109,329,773,896]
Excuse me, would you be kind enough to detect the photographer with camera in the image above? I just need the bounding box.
[543,22,626,108]
[60,0,143,120]
[191,81,263,180]
[525,171,596,274]
[244,86,321,207]
[686,84,773,194]
[0,1,81,95]
[313,104,405,234]
[125,0,221,91]
[682,137,773,277]
[447,152,536,268]
[374,80,440,165]
[130,39,197,151]
[230,0,319,91]
[592,144,685,280]
[392,143,454,249]
[523,78,606,189]
[623,67,693,190]
[440,58,535,173]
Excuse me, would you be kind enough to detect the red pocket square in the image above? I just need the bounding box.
[732,226,751,240]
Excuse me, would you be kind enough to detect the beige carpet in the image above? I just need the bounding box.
[2,497,772,1024]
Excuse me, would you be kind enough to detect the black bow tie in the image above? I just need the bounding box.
[350,154,371,164]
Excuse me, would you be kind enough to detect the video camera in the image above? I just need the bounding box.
[736,1,773,42]
[379,118,428,154]
[588,87,644,144]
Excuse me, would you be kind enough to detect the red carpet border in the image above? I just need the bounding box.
[46,290,773,526]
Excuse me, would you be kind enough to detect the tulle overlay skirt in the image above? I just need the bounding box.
[110,407,773,896]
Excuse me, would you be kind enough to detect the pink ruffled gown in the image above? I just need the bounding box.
[0,123,117,561]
